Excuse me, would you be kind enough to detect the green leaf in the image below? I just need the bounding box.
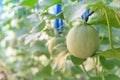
[99,56,115,69]
[28,40,50,58]
[40,0,62,10]
[88,1,120,28]
[70,0,77,2]
[24,19,45,45]
[34,64,52,80]
[30,21,45,33]
[16,52,27,57]
[82,0,101,4]
[20,0,38,8]
[42,12,64,19]
[104,74,120,80]
[112,59,120,67]
[44,28,55,37]
[70,55,86,65]
[24,32,40,45]
[3,0,13,5]
[71,65,83,74]
[89,77,102,80]
[26,14,40,28]
[100,48,120,60]
[3,19,11,26]
[63,2,87,22]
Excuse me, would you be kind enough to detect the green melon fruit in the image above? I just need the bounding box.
[66,24,99,59]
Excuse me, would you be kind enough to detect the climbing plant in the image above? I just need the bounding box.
[0,0,120,80]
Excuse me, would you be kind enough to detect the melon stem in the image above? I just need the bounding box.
[81,64,91,78]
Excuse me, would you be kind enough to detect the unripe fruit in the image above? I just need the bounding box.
[66,24,99,59]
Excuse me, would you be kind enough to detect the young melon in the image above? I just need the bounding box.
[66,24,99,59]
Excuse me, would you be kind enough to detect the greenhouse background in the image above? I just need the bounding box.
[0,0,120,80]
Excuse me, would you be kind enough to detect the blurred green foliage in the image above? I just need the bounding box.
[0,0,120,80]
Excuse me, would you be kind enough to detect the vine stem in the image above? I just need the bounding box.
[81,64,91,78]
[101,67,105,80]
[103,8,114,49]
[93,57,98,76]
[114,11,120,26]
[88,11,95,16]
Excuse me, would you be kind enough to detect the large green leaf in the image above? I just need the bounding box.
[88,1,120,28]
[24,32,40,45]
[34,64,52,80]
[70,55,86,65]
[82,0,101,4]
[20,0,38,8]
[28,40,50,58]
[24,20,45,45]
[100,48,120,60]
[42,12,64,19]
[30,21,45,33]
[44,28,55,37]
[3,19,11,26]
[40,0,62,10]
[104,74,120,80]
[3,0,13,5]
[99,56,115,69]
[89,77,102,80]
[71,65,83,74]
[63,2,87,22]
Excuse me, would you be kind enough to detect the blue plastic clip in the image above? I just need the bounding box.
[80,0,99,32]
[80,0,90,22]
[35,3,39,11]
[54,4,64,35]
[81,9,90,22]
[22,8,26,16]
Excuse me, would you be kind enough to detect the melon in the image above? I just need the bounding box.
[66,24,99,59]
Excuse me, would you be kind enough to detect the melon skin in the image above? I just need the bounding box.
[66,24,99,59]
